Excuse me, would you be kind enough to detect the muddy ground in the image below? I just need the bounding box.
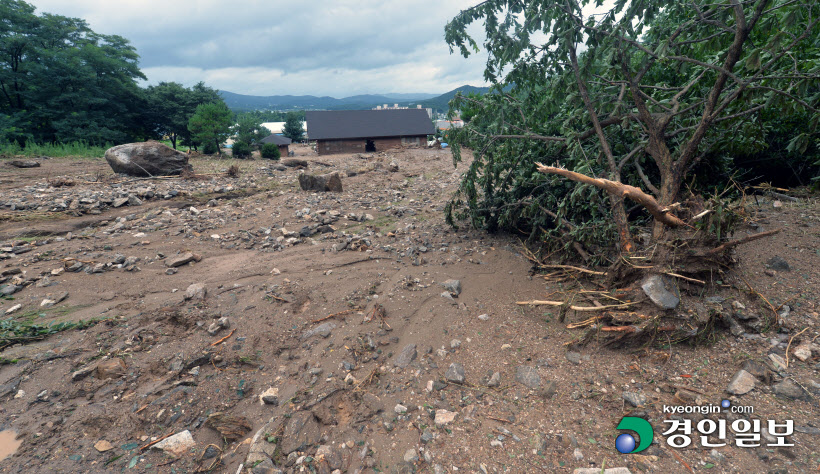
[0,145,818,473]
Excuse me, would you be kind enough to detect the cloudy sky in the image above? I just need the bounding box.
[27,0,491,97]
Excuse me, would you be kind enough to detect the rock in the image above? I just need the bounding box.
[445,363,466,384]
[741,360,774,384]
[565,351,582,365]
[112,197,129,208]
[105,141,191,177]
[282,158,308,168]
[574,448,584,461]
[481,371,501,387]
[641,274,680,309]
[8,159,40,168]
[5,304,22,315]
[166,252,199,267]
[94,440,114,452]
[434,409,457,426]
[301,322,336,340]
[440,279,461,296]
[440,291,456,304]
[477,313,490,321]
[280,411,321,454]
[404,449,419,463]
[773,379,811,401]
[538,380,558,399]
[768,353,788,371]
[206,413,252,440]
[792,343,812,362]
[388,160,399,172]
[511,365,541,390]
[298,172,343,192]
[259,387,279,405]
[95,358,127,379]
[622,391,648,407]
[0,284,20,296]
[316,445,342,470]
[727,370,756,395]
[394,343,417,368]
[151,430,195,457]
[766,256,791,272]
[184,283,207,300]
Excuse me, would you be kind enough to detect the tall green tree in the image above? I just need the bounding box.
[445,0,819,258]
[144,81,222,149]
[282,112,304,142]
[0,0,146,146]
[188,102,232,154]
[232,114,268,147]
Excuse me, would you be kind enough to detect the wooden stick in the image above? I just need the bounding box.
[516,300,638,311]
[664,272,706,285]
[667,447,695,473]
[140,432,174,451]
[537,264,605,275]
[312,309,354,324]
[785,327,809,368]
[705,229,781,256]
[210,328,236,346]
[486,415,512,424]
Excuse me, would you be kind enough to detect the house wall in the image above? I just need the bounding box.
[316,136,426,155]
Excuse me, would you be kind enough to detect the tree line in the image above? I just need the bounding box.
[0,0,304,156]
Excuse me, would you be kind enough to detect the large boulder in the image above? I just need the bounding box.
[105,141,191,177]
[298,172,343,192]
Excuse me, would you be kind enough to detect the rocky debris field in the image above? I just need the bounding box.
[0,145,819,474]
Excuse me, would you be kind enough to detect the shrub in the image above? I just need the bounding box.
[232,141,252,159]
[260,143,281,160]
[201,141,218,155]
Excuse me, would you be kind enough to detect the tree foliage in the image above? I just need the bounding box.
[143,81,222,149]
[260,143,281,160]
[445,0,819,259]
[0,0,146,146]
[282,112,305,142]
[188,102,232,154]
[232,114,268,148]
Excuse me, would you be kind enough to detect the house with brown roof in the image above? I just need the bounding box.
[260,134,292,156]
[306,109,435,155]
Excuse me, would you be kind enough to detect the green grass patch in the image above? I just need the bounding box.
[0,315,107,351]
[0,140,110,158]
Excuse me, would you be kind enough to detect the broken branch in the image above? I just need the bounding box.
[536,164,686,228]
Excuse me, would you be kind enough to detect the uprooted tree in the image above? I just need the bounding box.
[444,0,819,344]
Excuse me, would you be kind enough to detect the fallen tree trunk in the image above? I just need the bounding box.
[536,164,686,228]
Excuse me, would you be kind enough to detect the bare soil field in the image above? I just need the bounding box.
[0,145,818,473]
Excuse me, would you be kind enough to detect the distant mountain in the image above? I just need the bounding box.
[219,86,491,113]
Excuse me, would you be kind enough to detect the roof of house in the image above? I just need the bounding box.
[260,134,292,146]
[306,109,435,140]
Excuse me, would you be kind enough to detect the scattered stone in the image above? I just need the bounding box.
[280,411,321,454]
[792,343,812,362]
[105,141,191,177]
[773,379,811,401]
[573,469,632,474]
[259,387,279,405]
[574,448,584,461]
[166,252,199,268]
[538,380,558,399]
[515,366,541,389]
[450,339,461,349]
[394,344,417,368]
[727,370,756,395]
[95,358,127,380]
[206,413,252,440]
[282,158,308,168]
[766,256,791,272]
[394,404,408,414]
[5,304,21,315]
[94,440,114,452]
[445,363,466,384]
[481,371,501,388]
[565,351,582,365]
[622,391,648,407]
[184,283,207,300]
[741,360,774,384]
[8,159,40,168]
[151,430,195,457]
[440,291,456,304]
[298,172,343,192]
[768,353,788,371]
[641,274,680,309]
[403,449,419,463]
[388,160,399,172]
[477,313,489,321]
[112,197,128,208]
[440,279,462,296]
[301,322,336,340]
[434,409,457,426]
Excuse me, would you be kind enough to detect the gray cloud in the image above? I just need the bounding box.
[27,0,489,96]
